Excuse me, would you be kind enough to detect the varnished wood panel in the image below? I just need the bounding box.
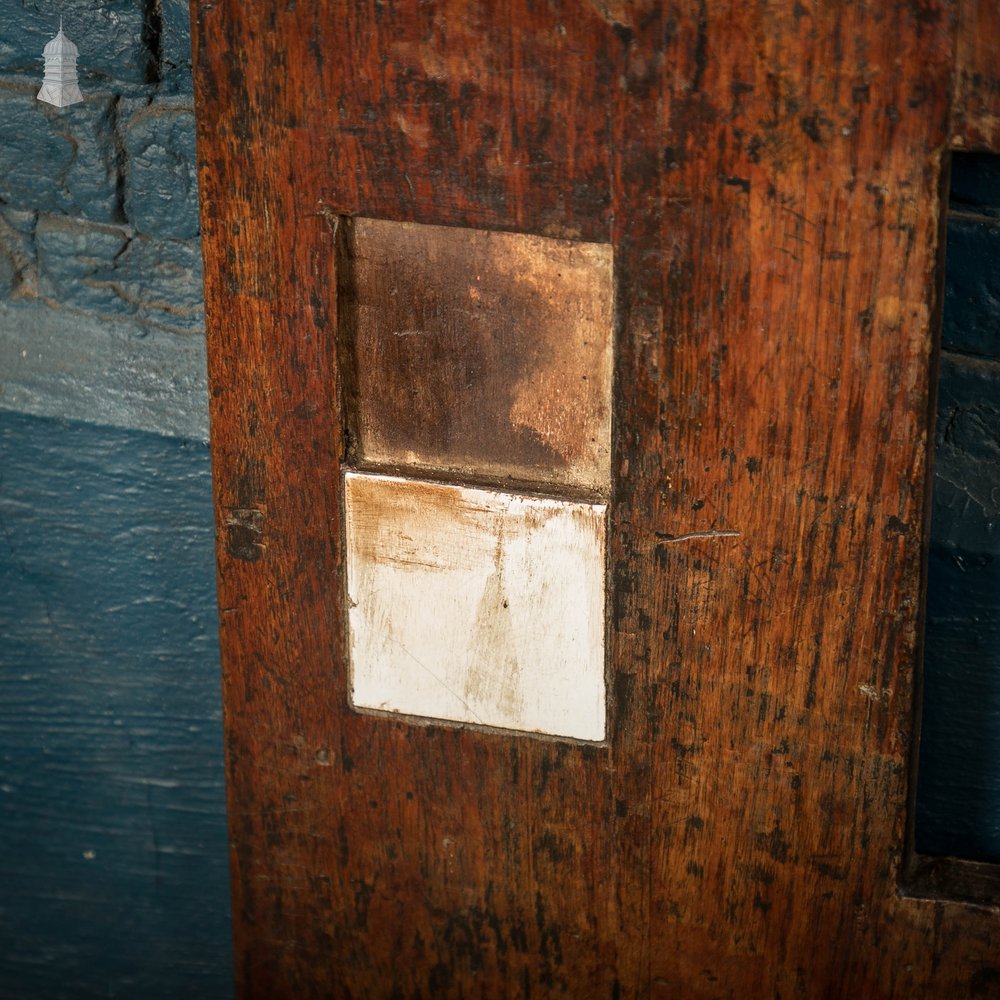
[192,0,1000,997]
[637,2,999,996]
[194,4,639,996]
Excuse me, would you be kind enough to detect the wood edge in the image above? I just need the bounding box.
[902,855,1000,910]
[186,2,245,997]
[949,0,1000,152]
[901,146,951,893]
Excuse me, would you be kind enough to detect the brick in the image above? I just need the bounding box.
[161,0,194,82]
[942,215,1000,359]
[35,215,131,314]
[919,309,1000,866]
[32,214,204,333]
[91,235,204,331]
[0,242,16,298]
[950,152,1000,219]
[935,352,1000,475]
[0,206,39,298]
[0,86,75,206]
[916,589,1000,864]
[0,205,38,235]
[124,107,199,239]
[0,86,122,223]
[927,351,1000,629]
[35,215,128,269]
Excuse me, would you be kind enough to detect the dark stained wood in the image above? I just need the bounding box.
[194,4,638,996]
[907,855,1000,911]
[192,0,1000,997]
[951,0,1000,152]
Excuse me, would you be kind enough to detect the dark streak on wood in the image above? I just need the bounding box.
[192,0,1000,996]
[951,0,1000,152]
[223,508,265,563]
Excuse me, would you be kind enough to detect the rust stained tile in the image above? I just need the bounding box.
[340,217,614,496]
[344,471,607,741]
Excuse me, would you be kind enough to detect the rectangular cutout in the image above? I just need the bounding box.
[913,152,1000,877]
[344,471,607,741]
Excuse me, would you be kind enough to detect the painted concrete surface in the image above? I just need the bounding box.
[0,301,209,442]
[0,410,231,998]
[346,471,607,741]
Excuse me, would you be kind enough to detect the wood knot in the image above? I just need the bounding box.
[224,507,266,562]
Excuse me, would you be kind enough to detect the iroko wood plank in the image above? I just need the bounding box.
[192,1,1000,997]
[635,3,1000,996]
[194,4,640,996]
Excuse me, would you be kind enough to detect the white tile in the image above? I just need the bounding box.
[345,471,606,741]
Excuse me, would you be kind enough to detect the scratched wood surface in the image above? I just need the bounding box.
[192,1,1000,997]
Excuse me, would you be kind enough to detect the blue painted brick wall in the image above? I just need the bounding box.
[0,3,202,331]
[0,3,231,996]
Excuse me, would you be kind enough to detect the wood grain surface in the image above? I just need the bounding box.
[952,0,1000,152]
[192,1,1000,996]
